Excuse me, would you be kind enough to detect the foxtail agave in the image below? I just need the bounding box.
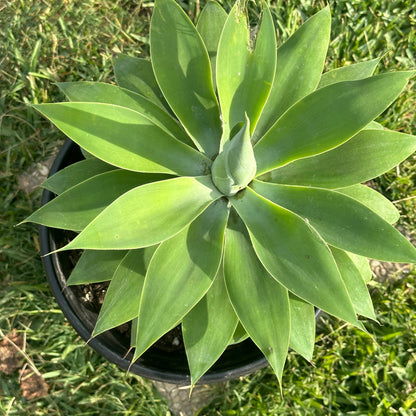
[26,0,416,386]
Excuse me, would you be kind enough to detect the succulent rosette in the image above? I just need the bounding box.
[26,0,416,386]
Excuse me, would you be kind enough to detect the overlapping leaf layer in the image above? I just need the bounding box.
[27,0,416,386]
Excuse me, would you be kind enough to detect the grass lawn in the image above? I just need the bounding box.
[1,0,415,414]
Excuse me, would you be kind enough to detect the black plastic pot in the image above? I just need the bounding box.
[39,139,269,385]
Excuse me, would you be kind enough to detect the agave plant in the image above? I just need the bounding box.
[25,0,416,387]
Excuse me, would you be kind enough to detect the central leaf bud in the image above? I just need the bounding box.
[211,117,257,196]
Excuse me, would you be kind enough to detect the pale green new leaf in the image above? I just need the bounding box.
[252,181,416,262]
[58,82,193,147]
[266,129,416,188]
[230,187,359,326]
[224,213,290,383]
[217,2,276,143]
[254,72,414,175]
[113,54,169,110]
[150,0,221,158]
[41,158,116,195]
[318,58,379,89]
[337,184,400,224]
[25,170,168,231]
[60,176,222,250]
[93,246,157,336]
[182,264,238,386]
[133,199,229,360]
[196,1,228,91]
[331,247,376,320]
[347,252,372,283]
[289,294,315,361]
[67,250,127,286]
[253,7,331,142]
[33,102,211,176]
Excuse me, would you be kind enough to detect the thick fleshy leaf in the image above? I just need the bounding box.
[26,170,168,231]
[289,294,315,361]
[254,72,414,175]
[133,199,229,359]
[347,252,372,283]
[182,264,238,386]
[196,1,228,91]
[253,7,331,142]
[224,213,290,383]
[331,247,376,320]
[266,129,416,188]
[58,82,193,147]
[41,158,115,195]
[251,181,416,262]
[67,250,127,286]
[93,246,157,336]
[337,184,400,224]
[60,176,222,250]
[150,0,221,158]
[112,54,168,110]
[217,2,276,143]
[33,103,211,176]
[230,187,359,326]
[318,58,379,89]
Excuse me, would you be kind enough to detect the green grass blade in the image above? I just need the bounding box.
[58,82,194,147]
[41,158,116,195]
[224,213,290,384]
[92,246,157,336]
[337,184,400,224]
[217,2,276,143]
[112,54,169,110]
[150,0,221,158]
[182,263,238,387]
[230,187,359,326]
[33,102,211,176]
[254,72,414,175]
[253,7,331,142]
[318,58,380,89]
[331,247,376,320]
[60,176,222,250]
[67,250,127,286]
[289,294,315,362]
[25,170,167,231]
[133,199,229,360]
[196,1,228,91]
[266,129,416,189]
[252,181,416,262]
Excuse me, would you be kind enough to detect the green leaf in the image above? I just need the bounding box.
[26,170,168,231]
[331,247,376,320]
[41,158,116,195]
[112,54,169,110]
[251,180,416,263]
[93,246,157,336]
[318,58,380,89]
[33,102,211,176]
[150,0,221,158]
[337,184,400,224]
[196,1,228,91]
[346,252,372,283]
[58,82,193,147]
[289,294,315,361]
[182,264,238,386]
[217,2,276,143]
[230,322,249,344]
[60,176,222,250]
[254,72,414,175]
[67,250,127,286]
[253,7,331,142]
[224,213,290,383]
[266,129,416,189]
[230,187,359,326]
[133,199,229,359]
